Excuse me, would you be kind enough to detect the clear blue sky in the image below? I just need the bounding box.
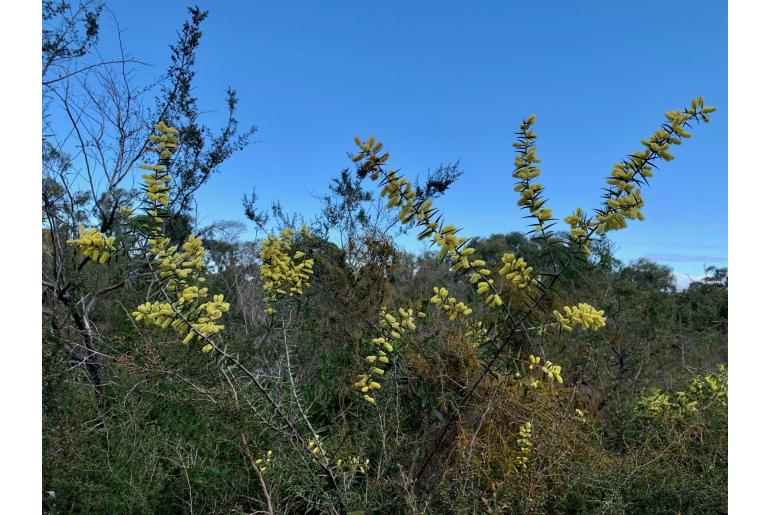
[80,0,728,281]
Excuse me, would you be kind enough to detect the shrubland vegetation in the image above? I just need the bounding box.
[42,4,727,513]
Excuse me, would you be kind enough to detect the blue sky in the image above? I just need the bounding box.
[63,0,727,281]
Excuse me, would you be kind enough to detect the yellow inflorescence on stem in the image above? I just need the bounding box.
[512,115,551,232]
[258,226,314,315]
[553,303,606,332]
[636,389,675,415]
[564,98,717,254]
[528,354,564,384]
[150,234,205,291]
[254,449,273,474]
[66,226,116,264]
[354,307,418,404]
[499,253,534,290]
[430,286,472,320]
[564,207,592,253]
[132,121,230,353]
[139,121,179,209]
[335,455,370,475]
[638,364,727,417]
[133,229,230,348]
[139,156,172,208]
[119,205,134,218]
[515,421,533,471]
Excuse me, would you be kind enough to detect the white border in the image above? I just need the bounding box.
[729,1,770,512]
[0,0,43,510]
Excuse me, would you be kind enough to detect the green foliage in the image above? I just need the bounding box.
[43,230,727,513]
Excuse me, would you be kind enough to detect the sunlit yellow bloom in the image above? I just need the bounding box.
[515,421,533,471]
[131,122,230,353]
[66,226,116,264]
[259,226,314,314]
[553,303,606,332]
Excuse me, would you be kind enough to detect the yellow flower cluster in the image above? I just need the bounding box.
[139,121,179,212]
[308,438,322,457]
[254,450,273,474]
[637,366,727,417]
[528,354,564,384]
[351,138,453,252]
[335,455,370,475]
[563,207,593,253]
[498,253,534,290]
[466,254,502,308]
[139,163,172,207]
[150,234,206,292]
[512,116,551,232]
[636,389,675,415]
[515,421,533,471]
[119,205,134,218]
[640,364,728,418]
[430,286,472,320]
[132,122,230,353]
[354,307,418,404]
[689,363,727,406]
[353,137,428,230]
[382,169,417,219]
[66,226,116,264]
[467,252,536,310]
[553,303,606,332]
[258,226,314,315]
[350,135,390,176]
[527,377,541,389]
[161,236,228,348]
[133,294,229,352]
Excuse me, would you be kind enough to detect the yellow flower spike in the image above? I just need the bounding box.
[66,226,116,264]
[430,285,473,320]
[353,305,420,403]
[133,122,230,349]
[553,303,606,332]
[259,227,314,314]
[514,421,533,472]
